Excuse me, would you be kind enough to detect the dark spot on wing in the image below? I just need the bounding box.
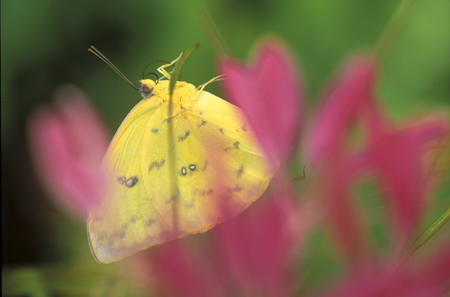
[125,176,138,188]
[165,188,180,204]
[229,185,243,192]
[166,193,179,204]
[178,130,190,142]
[189,164,196,171]
[193,188,214,197]
[181,167,187,176]
[146,218,156,226]
[197,120,207,128]
[152,128,159,133]
[224,141,240,152]
[118,176,126,184]
[237,165,245,178]
[149,159,166,173]
[199,111,204,115]
[219,128,224,135]
[242,125,247,131]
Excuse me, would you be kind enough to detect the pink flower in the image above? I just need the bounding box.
[212,198,297,296]
[28,86,110,219]
[306,55,376,165]
[363,109,450,246]
[143,41,450,297]
[219,38,303,168]
[144,197,298,297]
[307,54,450,261]
[306,55,377,261]
[318,243,450,297]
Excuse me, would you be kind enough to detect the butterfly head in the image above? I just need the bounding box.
[139,79,156,99]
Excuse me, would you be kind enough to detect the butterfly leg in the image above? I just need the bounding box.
[197,75,224,93]
[157,53,184,80]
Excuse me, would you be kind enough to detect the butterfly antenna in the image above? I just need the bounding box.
[144,71,160,83]
[142,60,171,80]
[88,46,139,91]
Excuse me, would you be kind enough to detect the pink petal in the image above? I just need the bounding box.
[219,39,303,167]
[148,242,221,297]
[307,55,376,165]
[362,106,450,244]
[319,153,370,264]
[210,197,297,296]
[306,55,377,261]
[28,86,110,218]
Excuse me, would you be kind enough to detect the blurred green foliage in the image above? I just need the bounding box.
[2,0,449,296]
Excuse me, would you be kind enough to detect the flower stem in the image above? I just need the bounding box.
[374,0,418,61]
[197,8,230,57]
[409,206,450,253]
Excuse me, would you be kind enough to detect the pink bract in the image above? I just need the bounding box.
[219,39,303,168]
[28,86,109,218]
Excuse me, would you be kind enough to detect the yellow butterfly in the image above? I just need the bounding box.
[87,46,275,263]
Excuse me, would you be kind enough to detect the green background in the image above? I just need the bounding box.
[2,0,450,295]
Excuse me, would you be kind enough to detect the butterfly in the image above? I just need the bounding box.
[87,46,275,263]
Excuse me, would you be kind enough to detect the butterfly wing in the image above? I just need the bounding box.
[145,90,275,233]
[88,86,274,263]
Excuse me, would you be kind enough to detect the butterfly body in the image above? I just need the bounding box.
[88,75,274,263]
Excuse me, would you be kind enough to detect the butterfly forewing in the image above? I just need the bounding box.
[88,81,274,263]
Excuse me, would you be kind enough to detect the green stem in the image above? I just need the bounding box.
[374,0,418,61]
[410,206,450,253]
[197,8,230,57]
[169,43,200,97]
[167,43,199,230]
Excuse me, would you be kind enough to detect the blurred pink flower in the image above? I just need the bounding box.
[28,86,110,219]
[306,55,377,262]
[363,108,450,247]
[145,197,298,297]
[219,38,303,168]
[307,54,450,261]
[142,41,450,297]
[212,198,297,296]
[319,243,450,297]
[306,55,376,165]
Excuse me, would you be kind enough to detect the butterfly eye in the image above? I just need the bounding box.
[139,79,156,99]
